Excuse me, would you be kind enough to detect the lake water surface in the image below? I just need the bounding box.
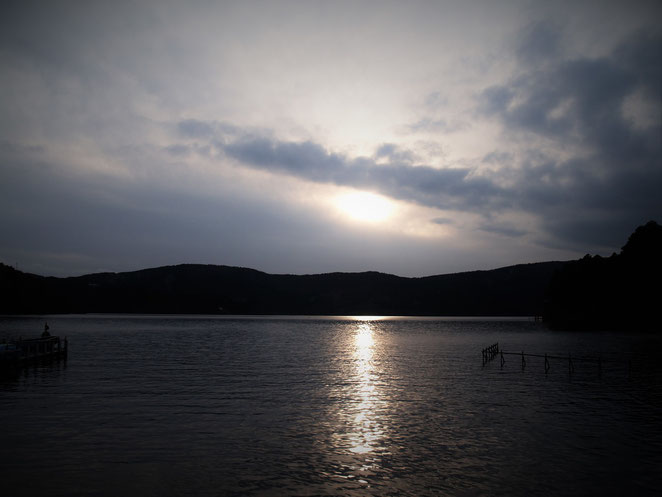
[1,315,661,496]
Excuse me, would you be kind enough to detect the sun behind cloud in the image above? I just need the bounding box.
[336,191,394,223]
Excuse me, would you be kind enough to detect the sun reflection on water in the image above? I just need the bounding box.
[355,323,375,355]
[348,315,386,322]
[347,322,385,455]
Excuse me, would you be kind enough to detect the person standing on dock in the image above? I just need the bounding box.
[42,322,50,338]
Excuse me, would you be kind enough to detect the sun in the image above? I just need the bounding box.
[336,191,394,223]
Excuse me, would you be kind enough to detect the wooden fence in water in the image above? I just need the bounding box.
[482,342,500,365]
[481,342,631,377]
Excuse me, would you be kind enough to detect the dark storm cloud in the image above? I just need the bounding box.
[481,56,641,145]
[480,27,662,250]
[375,143,416,163]
[480,31,661,149]
[482,29,660,154]
[220,134,507,212]
[614,30,661,99]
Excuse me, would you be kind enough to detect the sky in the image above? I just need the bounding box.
[1,0,660,277]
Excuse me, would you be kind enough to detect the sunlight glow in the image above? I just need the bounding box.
[336,191,394,223]
[355,323,375,353]
[347,322,385,455]
[349,315,387,322]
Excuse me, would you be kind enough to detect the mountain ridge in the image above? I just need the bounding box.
[3,220,659,328]
[0,260,565,316]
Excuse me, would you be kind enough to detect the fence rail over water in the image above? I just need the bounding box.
[481,343,634,378]
[482,343,499,365]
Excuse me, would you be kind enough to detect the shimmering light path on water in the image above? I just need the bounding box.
[1,316,661,496]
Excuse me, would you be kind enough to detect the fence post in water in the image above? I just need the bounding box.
[521,351,526,371]
[598,356,601,378]
[482,343,500,366]
[545,353,550,374]
[568,354,574,374]
[500,350,505,368]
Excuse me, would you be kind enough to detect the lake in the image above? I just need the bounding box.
[1,315,661,496]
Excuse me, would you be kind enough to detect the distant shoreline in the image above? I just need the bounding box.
[0,261,563,317]
[0,313,539,321]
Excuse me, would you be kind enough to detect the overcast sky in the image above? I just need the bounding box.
[1,0,660,277]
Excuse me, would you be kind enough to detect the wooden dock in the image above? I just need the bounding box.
[0,336,68,371]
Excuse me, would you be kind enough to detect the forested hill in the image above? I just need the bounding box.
[0,261,565,316]
[544,220,662,331]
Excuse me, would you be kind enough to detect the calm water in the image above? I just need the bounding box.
[1,315,661,496]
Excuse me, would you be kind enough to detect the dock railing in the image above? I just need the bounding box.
[0,336,68,370]
[17,336,68,361]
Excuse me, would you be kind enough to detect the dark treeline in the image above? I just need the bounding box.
[0,261,563,317]
[1,222,659,328]
[544,220,661,331]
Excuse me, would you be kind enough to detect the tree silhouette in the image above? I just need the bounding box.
[545,221,661,331]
